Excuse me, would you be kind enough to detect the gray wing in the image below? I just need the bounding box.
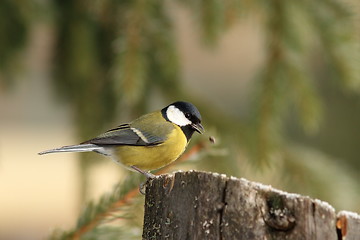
[82,124,164,146]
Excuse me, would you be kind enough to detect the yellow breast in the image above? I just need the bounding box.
[114,124,188,170]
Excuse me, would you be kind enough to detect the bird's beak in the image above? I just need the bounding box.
[191,122,204,134]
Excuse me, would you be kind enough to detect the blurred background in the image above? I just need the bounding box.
[0,0,359,239]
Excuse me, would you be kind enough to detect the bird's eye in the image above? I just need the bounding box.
[185,113,191,118]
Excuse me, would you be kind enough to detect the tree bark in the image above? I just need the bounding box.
[337,210,360,240]
[142,171,356,240]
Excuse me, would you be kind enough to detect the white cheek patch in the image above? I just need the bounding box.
[166,105,192,126]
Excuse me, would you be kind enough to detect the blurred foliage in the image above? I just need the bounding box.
[0,0,30,87]
[48,172,145,240]
[1,0,360,238]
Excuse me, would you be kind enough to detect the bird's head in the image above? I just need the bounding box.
[162,101,204,140]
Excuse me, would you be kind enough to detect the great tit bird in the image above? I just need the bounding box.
[39,101,204,178]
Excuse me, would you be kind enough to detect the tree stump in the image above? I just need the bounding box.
[337,210,360,240]
[142,171,357,240]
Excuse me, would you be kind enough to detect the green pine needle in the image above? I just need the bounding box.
[48,173,144,240]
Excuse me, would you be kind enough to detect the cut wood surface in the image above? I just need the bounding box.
[143,171,359,240]
[337,210,360,240]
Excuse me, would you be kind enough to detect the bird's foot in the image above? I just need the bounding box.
[131,165,155,194]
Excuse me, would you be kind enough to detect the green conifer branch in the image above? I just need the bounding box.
[305,0,360,90]
[49,174,143,240]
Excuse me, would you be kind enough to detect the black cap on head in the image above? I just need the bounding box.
[162,101,204,141]
[171,101,202,123]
